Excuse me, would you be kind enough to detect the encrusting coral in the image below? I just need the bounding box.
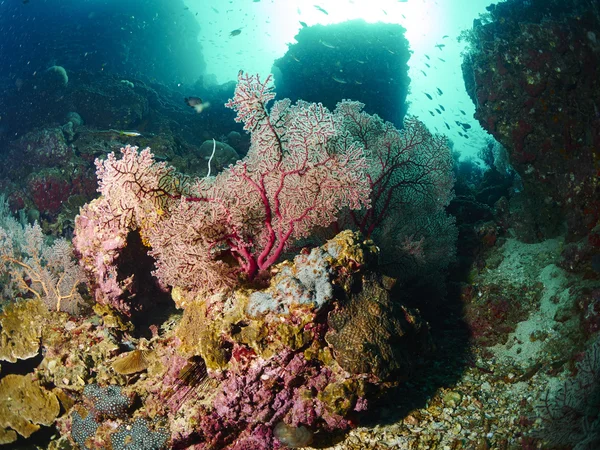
[28,230,430,449]
[0,373,60,445]
[0,298,48,363]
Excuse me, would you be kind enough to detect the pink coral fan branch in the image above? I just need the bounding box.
[75,74,371,301]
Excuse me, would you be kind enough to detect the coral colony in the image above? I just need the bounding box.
[1,72,452,448]
[2,2,599,447]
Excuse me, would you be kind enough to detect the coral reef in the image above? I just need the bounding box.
[0,373,60,445]
[0,298,48,363]
[45,231,428,449]
[326,274,429,380]
[74,73,371,313]
[160,231,429,449]
[1,221,87,313]
[536,337,600,448]
[334,101,457,283]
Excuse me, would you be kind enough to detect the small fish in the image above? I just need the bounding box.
[230,28,242,37]
[435,108,442,114]
[459,109,467,115]
[425,54,431,60]
[291,54,301,62]
[445,122,450,130]
[429,111,435,116]
[354,59,365,64]
[458,131,464,137]
[461,123,472,129]
[103,129,142,137]
[442,35,449,39]
[424,93,433,100]
[438,57,446,62]
[299,21,308,27]
[464,134,470,139]
[314,5,328,15]
[211,7,219,13]
[119,130,142,137]
[436,87,443,95]
[382,9,387,15]
[320,40,336,49]
[425,63,430,68]
[185,96,210,113]
[420,70,427,76]
[331,75,347,84]
[438,104,445,111]
[401,14,406,19]
[435,43,446,50]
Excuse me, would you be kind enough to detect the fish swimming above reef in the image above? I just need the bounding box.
[320,40,336,49]
[314,5,328,15]
[185,96,210,113]
[230,28,242,37]
[424,93,433,100]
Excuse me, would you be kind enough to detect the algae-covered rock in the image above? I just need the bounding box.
[0,373,60,444]
[326,273,429,381]
[176,291,246,370]
[0,298,48,363]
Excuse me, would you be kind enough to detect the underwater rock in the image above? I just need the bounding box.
[273,19,410,127]
[462,0,600,240]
